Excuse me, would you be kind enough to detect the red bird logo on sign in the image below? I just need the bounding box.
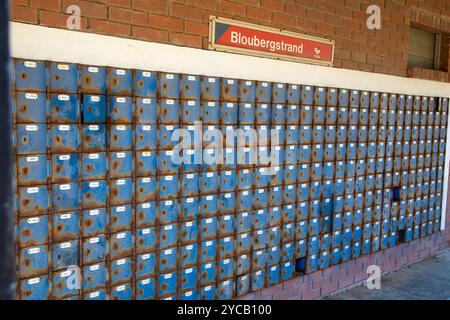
[314,46,321,56]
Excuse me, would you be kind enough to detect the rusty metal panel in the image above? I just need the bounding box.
[52,182,80,212]
[49,62,79,94]
[50,124,80,153]
[19,275,51,300]
[81,65,106,94]
[15,92,49,124]
[255,81,271,103]
[15,59,48,92]
[108,68,133,96]
[135,252,156,279]
[81,125,106,152]
[17,124,48,155]
[52,211,79,242]
[82,208,107,237]
[134,70,157,98]
[52,268,80,299]
[271,83,286,104]
[83,263,107,293]
[18,185,51,216]
[109,230,133,260]
[52,240,79,270]
[181,172,199,198]
[17,155,49,187]
[110,257,132,286]
[51,154,79,183]
[109,96,134,123]
[135,97,157,124]
[110,204,133,233]
[18,216,49,248]
[82,234,107,264]
[110,283,133,300]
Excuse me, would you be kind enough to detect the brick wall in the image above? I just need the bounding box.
[10,0,450,80]
[9,0,450,300]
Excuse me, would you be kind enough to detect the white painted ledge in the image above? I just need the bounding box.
[9,21,450,231]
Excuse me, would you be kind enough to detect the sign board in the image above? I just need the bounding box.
[209,16,335,66]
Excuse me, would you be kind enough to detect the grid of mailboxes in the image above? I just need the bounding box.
[13,58,448,300]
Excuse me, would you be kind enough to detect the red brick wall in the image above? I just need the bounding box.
[10,0,450,80]
[9,0,450,300]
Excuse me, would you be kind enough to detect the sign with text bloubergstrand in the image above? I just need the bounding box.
[209,16,335,66]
